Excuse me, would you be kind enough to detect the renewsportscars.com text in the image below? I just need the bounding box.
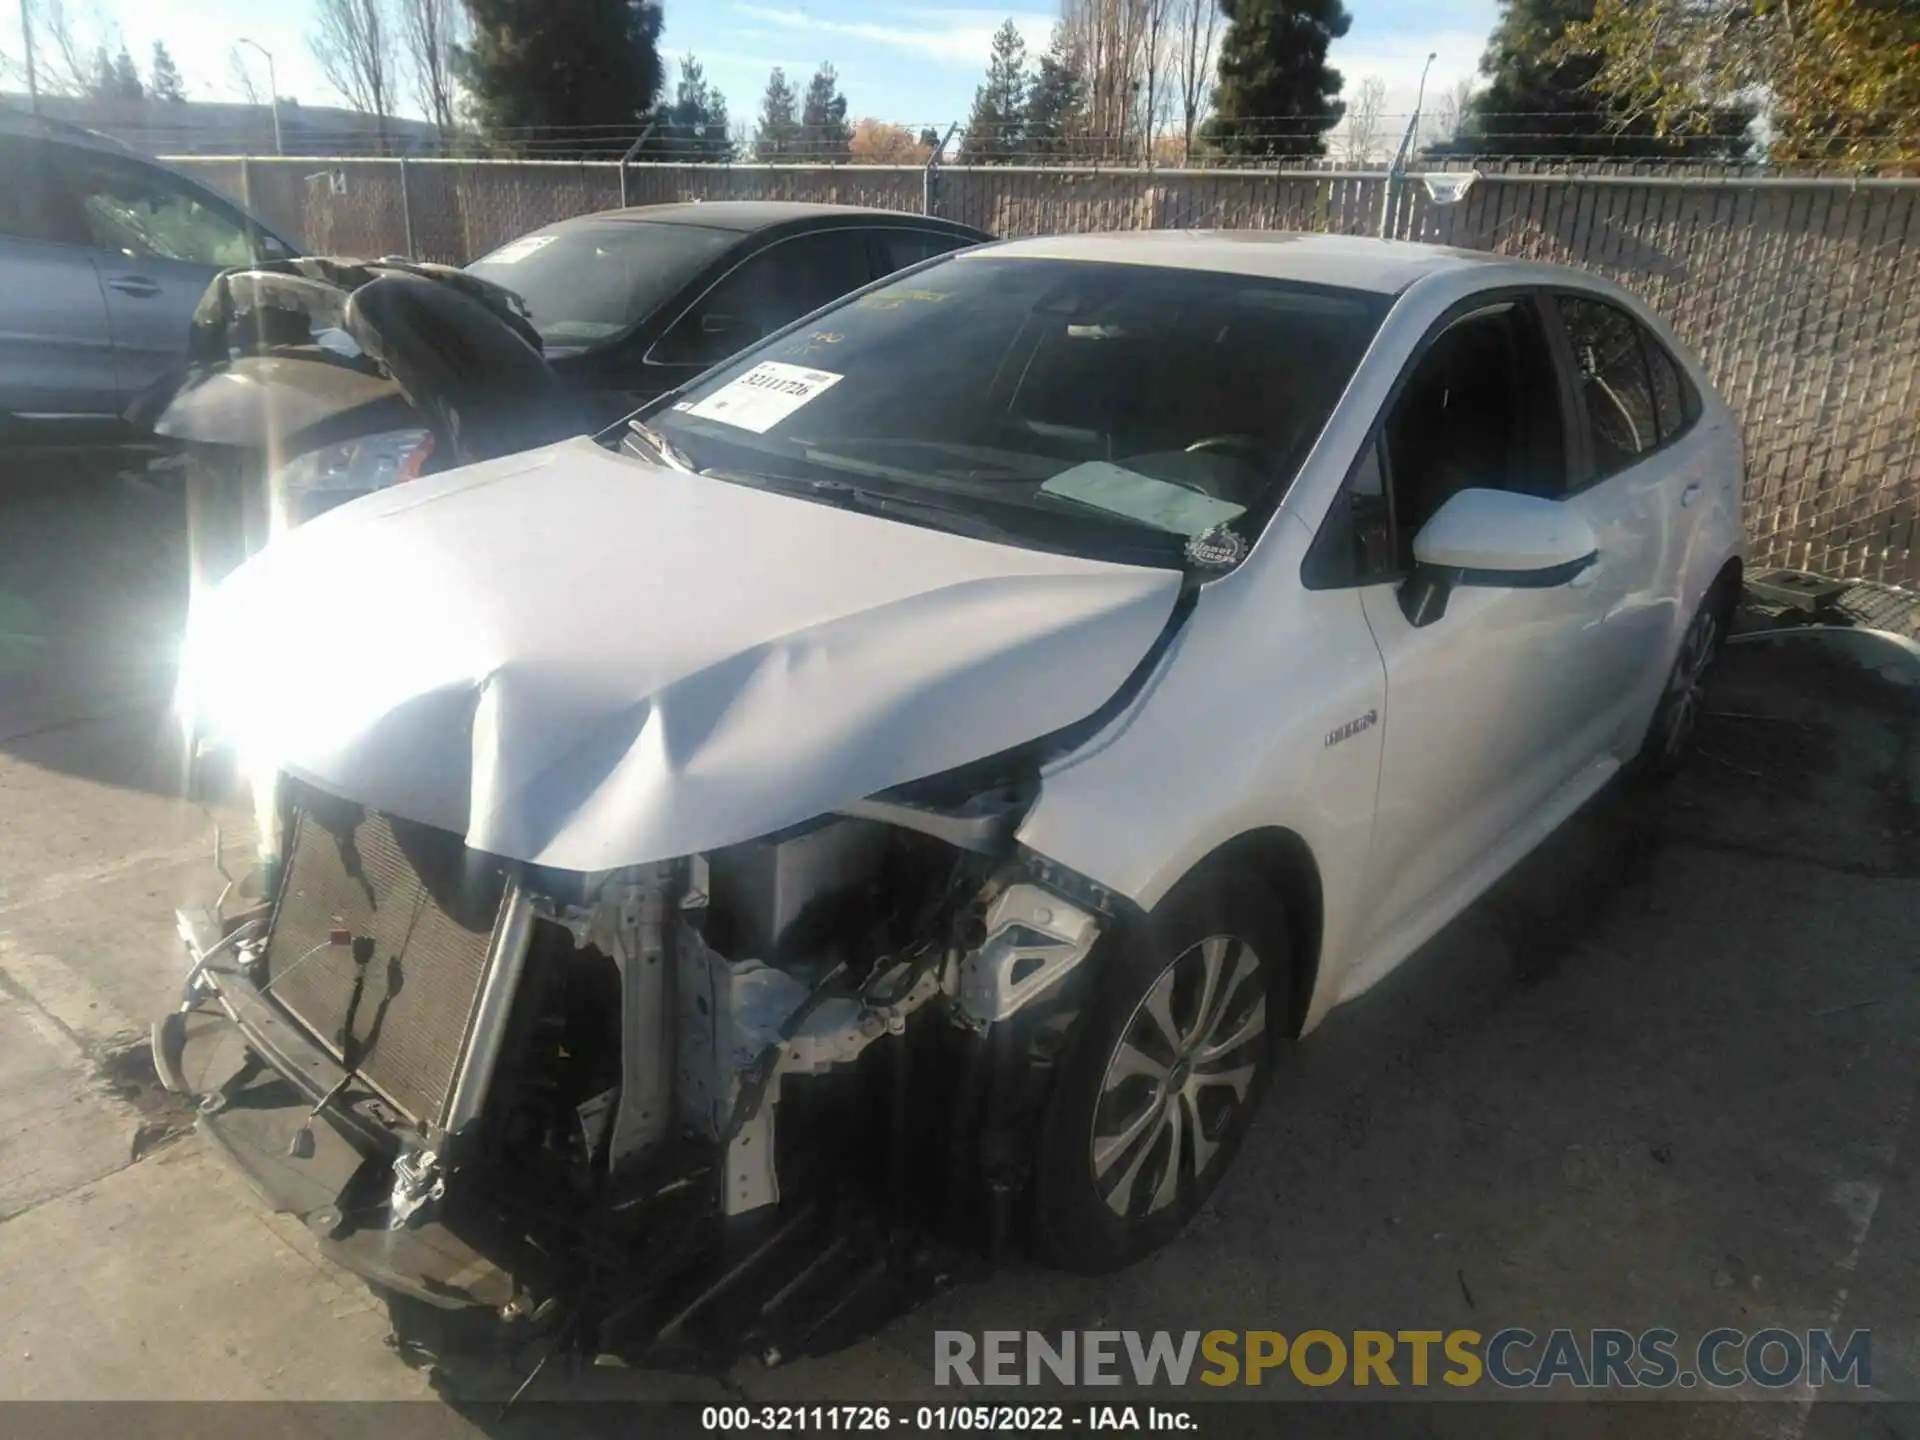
[934,1328,1872,1391]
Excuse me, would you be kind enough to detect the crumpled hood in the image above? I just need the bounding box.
[181,437,1182,871]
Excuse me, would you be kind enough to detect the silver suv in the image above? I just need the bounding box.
[0,112,296,443]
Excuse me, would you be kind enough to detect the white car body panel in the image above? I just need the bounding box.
[178,236,1747,1039]
[177,437,1182,872]
[1018,255,1745,1031]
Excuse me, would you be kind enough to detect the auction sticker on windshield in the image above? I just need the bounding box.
[481,234,558,265]
[685,362,844,434]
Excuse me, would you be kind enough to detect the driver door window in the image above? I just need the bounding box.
[654,230,875,368]
[66,152,257,268]
[1380,299,1565,566]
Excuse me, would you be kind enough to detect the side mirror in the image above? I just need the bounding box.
[1399,488,1598,627]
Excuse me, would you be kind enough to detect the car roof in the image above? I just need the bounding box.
[553,201,987,237]
[0,106,142,157]
[956,231,1568,296]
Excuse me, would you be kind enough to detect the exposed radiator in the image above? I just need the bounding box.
[262,799,510,1127]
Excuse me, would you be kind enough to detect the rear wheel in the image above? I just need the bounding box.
[1032,866,1289,1273]
[1641,582,1733,775]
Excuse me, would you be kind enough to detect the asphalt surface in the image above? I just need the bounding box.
[1,459,1916,1438]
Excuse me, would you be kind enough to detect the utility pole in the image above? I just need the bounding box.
[239,37,283,155]
[20,0,41,116]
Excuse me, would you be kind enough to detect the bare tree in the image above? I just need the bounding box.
[1431,76,1474,148]
[1137,0,1174,163]
[397,0,461,139]
[13,0,106,96]
[226,44,264,106]
[1172,0,1219,161]
[310,0,396,148]
[1062,0,1150,159]
[1342,75,1386,164]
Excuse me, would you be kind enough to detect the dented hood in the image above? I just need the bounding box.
[181,438,1182,871]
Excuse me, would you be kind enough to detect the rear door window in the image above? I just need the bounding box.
[1556,294,1659,478]
[0,136,83,244]
[653,229,876,368]
[875,229,975,275]
[1640,330,1699,441]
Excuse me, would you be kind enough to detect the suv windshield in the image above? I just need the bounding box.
[643,255,1389,569]
[467,220,736,349]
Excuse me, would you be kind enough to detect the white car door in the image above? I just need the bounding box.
[1548,291,1696,748]
[1347,292,1642,967]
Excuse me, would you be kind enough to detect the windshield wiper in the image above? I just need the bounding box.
[626,419,695,472]
[727,471,1016,543]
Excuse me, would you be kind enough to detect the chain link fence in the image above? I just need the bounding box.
[171,155,1920,586]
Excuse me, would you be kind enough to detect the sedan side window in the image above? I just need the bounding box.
[655,230,875,368]
[1557,295,1659,477]
[876,229,972,275]
[1641,328,1700,442]
[1381,300,1566,568]
[66,151,257,269]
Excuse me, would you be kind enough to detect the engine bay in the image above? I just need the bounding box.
[159,770,1116,1371]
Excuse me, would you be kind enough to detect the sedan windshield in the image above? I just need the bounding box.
[644,255,1389,569]
[467,220,736,349]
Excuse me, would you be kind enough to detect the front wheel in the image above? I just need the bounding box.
[1031,867,1290,1273]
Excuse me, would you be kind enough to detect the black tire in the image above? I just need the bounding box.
[1639,578,1735,777]
[1031,864,1290,1273]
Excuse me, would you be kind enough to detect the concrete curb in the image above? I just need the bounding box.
[1728,624,1920,692]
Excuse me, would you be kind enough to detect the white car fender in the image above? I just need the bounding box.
[1017,513,1389,1033]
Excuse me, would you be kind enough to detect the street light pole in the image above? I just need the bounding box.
[19,0,41,116]
[1412,51,1438,143]
[239,38,282,155]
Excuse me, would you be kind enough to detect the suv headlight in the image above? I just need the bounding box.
[268,429,436,535]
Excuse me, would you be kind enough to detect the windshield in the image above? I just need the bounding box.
[467,220,736,348]
[643,255,1389,569]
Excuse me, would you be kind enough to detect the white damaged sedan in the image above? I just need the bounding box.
[164,232,1744,1362]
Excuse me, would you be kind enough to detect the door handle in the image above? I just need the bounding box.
[106,276,163,298]
[1680,482,1702,508]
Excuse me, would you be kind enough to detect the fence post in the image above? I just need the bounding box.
[1380,109,1424,239]
[239,156,254,212]
[398,157,417,258]
[620,123,656,209]
[923,122,960,218]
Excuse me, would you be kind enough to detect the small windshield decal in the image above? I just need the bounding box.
[1185,525,1248,568]
[479,234,557,265]
[685,362,844,435]
[856,288,950,311]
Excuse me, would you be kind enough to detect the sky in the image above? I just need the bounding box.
[3,0,1501,139]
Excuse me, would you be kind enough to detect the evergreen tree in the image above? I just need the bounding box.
[753,68,802,159]
[149,41,188,103]
[1463,0,1752,160]
[1024,24,1085,158]
[456,0,665,153]
[799,63,851,161]
[110,46,144,100]
[646,55,733,160]
[1206,0,1350,158]
[958,19,1028,163]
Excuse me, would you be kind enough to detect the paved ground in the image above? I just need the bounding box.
[1,462,1916,1437]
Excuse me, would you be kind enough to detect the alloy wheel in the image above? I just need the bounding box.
[1661,606,1721,762]
[1090,934,1267,1218]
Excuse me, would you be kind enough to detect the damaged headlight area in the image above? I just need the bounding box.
[156,773,1113,1368]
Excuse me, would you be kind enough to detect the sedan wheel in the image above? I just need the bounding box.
[1032,867,1289,1273]
[1646,591,1728,774]
[1092,935,1267,1219]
